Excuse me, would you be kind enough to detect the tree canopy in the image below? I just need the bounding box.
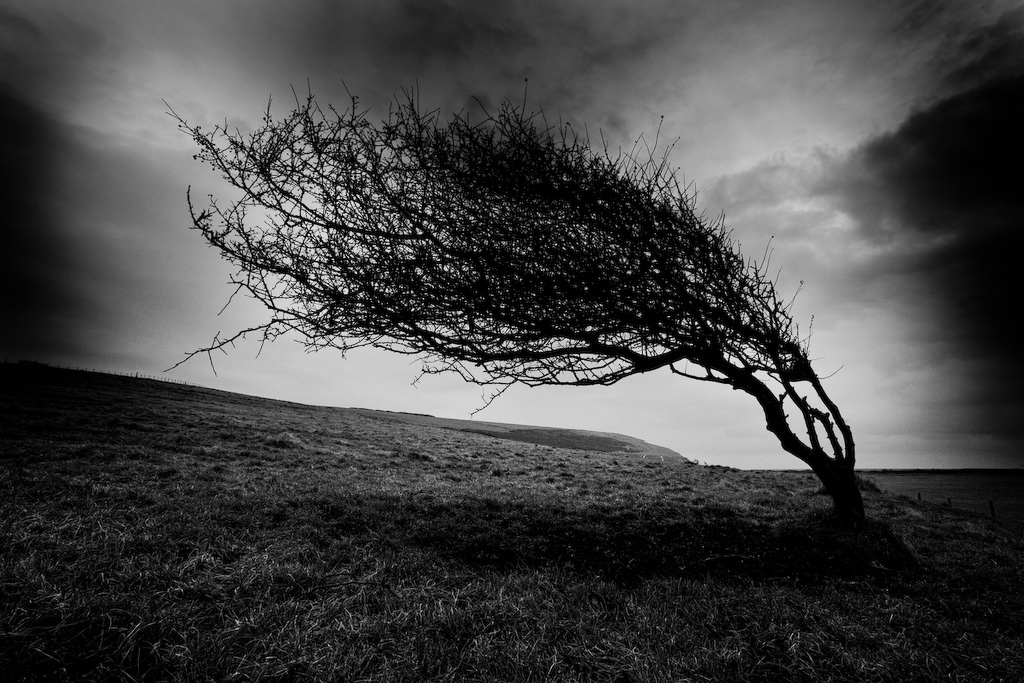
[172,87,864,525]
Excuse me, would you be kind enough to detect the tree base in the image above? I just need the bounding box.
[811,460,866,529]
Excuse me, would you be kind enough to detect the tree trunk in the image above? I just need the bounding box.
[731,368,866,528]
[808,456,865,528]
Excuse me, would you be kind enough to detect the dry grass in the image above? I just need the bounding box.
[1,362,1022,681]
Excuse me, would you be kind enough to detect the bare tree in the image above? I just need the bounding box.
[170,87,865,526]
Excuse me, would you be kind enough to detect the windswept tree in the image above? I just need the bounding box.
[171,87,865,526]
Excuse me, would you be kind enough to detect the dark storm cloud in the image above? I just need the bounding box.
[819,74,1023,334]
[272,0,694,136]
[815,72,1024,439]
[935,5,1024,93]
[0,5,44,64]
[0,90,99,359]
[0,3,113,109]
[700,2,1024,450]
[832,75,1022,232]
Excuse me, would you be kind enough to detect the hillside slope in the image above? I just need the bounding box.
[3,361,683,461]
[347,408,686,461]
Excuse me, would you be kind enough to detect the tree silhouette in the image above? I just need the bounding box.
[171,87,865,526]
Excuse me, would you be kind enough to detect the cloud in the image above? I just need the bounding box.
[0,6,46,86]
[287,0,696,133]
[830,73,1024,445]
[701,61,1024,449]
[818,73,1024,360]
[827,75,1022,236]
[711,8,1024,374]
[0,90,99,359]
[934,5,1024,94]
[0,83,222,368]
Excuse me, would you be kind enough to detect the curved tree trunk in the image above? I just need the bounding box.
[806,452,865,527]
[729,365,866,528]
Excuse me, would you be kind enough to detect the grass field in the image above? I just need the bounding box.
[2,362,1022,681]
[863,471,1024,528]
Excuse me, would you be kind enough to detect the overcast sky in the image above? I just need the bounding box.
[3,0,1022,469]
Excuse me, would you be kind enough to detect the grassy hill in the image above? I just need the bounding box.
[2,362,1022,681]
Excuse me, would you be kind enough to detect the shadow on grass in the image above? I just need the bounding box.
[297,492,918,585]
